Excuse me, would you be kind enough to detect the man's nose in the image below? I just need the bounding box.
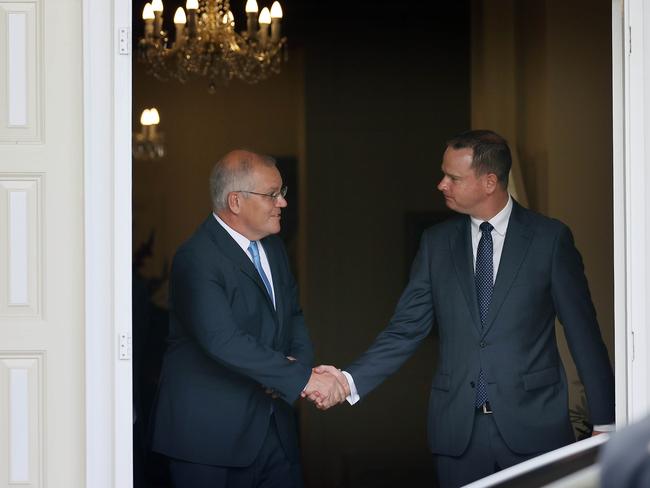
[276,195,288,208]
[437,178,447,191]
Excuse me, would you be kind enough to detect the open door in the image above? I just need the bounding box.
[0,0,133,486]
[0,0,86,485]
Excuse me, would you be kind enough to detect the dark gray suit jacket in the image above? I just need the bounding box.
[347,201,614,456]
[151,215,314,467]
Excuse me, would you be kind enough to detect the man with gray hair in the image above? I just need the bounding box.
[151,149,347,487]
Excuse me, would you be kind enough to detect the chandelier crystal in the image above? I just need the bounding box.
[138,0,287,92]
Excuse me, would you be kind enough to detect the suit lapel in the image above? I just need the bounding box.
[482,202,533,335]
[202,216,278,316]
[450,216,482,332]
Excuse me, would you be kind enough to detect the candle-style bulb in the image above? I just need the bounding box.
[270,1,283,19]
[222,10,235,27]
[245,0,259,13]
[186,0,199,10]
[246,0,258,37]
[174,7,187,24]
[151,0,164,12]
[259,7,271,24]
[149,108,161,125]
[142,3,155,20]
[270,2,282,42]
[140,109,152,126]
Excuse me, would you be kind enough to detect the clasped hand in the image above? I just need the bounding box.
[301,365,351,410]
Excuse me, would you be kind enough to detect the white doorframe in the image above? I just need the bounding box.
[614,0,650,427]
[612,0,628,429]
[83,0,133,486]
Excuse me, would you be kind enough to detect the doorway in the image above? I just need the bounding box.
[125,1,642,488]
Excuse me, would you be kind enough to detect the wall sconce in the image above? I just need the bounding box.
[133,108,165,160]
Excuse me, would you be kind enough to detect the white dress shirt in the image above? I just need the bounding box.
[470,195,512,281]
[213,213,276,308]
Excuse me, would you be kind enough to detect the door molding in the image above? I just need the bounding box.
[612,0,628,429]
[614,0,650,426]
[83,0,133,486]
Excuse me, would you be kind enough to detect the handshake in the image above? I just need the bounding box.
[301,365,351,410]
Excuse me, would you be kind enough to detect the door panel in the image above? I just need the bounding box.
[0,0,84,486]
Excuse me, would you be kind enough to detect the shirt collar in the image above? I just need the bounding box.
[213,212,252,252]
[470,195,513,236]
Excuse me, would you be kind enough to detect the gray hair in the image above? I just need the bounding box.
[209,150,276,211]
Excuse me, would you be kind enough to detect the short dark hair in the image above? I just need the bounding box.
[446,130,511,188]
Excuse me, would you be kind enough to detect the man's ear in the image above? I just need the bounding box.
[227,192,241,214]
[484,173,498,194]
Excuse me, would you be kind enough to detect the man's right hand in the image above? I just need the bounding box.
[301,365,351,410]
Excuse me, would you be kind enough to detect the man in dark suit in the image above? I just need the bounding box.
[306,130,615,487]
[151,150,347,488]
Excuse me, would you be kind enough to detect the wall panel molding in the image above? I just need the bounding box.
[0,175,43,318]
[0,1,42,143]
[0,351,44,487]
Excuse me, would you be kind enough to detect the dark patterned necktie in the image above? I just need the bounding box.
[474,221,493,407]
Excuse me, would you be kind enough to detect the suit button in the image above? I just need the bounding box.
[480,341,487,348]
[470,381,475,388]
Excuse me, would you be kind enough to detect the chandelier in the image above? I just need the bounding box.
[138,0,287,92]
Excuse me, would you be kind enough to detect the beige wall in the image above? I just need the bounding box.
[472,0,614,418]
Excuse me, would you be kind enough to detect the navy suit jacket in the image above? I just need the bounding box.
[151,215,314,467]
[347,201,614,456]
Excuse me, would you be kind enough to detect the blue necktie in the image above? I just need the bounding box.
[248,241,273,299]
[474,221,493,407]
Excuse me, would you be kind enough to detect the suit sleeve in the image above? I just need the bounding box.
[171,248,311,403]
[346,231,435,398]
[551,225,615,425]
